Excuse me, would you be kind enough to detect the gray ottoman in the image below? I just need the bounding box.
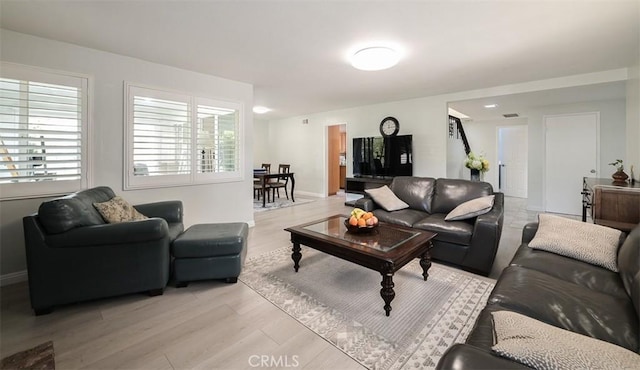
[171,223,248,287]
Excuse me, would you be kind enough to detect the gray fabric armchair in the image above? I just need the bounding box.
[22,186,184,315]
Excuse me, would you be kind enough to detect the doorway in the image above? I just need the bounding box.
[327,124,347,196]
[497,125,528,198]
[544,112,599,215]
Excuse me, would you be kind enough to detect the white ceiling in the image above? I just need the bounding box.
[1,1,638,120]
[449,81,628,121]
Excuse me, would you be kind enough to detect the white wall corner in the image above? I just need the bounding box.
[626,62,640,179]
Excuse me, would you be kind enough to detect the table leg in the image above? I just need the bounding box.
[380,270,395,317]
[291,242,301,272]
[420,245,433,281]
[262,177,267,208]
[290,174,295,202]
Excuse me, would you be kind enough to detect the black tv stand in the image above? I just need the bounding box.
[353,175,395,180]
[344,177,393,206]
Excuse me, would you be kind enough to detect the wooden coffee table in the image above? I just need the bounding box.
[284,215,437,316]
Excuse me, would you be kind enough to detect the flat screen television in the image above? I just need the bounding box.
[353,135,412,178]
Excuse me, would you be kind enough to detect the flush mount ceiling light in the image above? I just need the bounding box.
[350,46,400,71]
[253,106,271,114]
[484,104,498,109]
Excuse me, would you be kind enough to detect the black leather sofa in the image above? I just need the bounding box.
[356,177,504,276]
[23,186,184,315]
[436,221,640,369]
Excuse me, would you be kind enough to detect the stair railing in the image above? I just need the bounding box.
[449,115,471,155]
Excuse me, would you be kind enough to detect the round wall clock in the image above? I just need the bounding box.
[379,116,399,137]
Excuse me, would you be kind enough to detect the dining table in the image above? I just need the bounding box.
[253,171,295,208]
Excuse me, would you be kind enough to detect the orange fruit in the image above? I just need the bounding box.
[362,212,373,220]
[349,216,358,226]
[357,218,367,227]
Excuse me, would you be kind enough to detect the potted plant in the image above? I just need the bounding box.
[609,159,629,183]
[465,152,489,181]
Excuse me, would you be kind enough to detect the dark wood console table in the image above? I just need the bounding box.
[582,177,640,232]
[345,177,393,206]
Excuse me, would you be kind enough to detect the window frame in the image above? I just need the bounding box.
[123,82,244,190]
[0,62,91,201]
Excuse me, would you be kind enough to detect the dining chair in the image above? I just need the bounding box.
[254,163,271,201]
[270,164,290,200]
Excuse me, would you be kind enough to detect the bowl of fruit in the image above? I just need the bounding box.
[345,208,379,233]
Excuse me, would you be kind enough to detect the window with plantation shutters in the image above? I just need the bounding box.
[132,94,191,177]
[0,63,88,200]
[125,83,243,189]
[196,103,239,174]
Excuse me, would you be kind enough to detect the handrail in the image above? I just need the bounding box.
[449,115,471,155]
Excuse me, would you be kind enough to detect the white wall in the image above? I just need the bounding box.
[627,58,640,181]
[461,117,529,191]
[627,4,640,182]
[266,69,631,200]
[253,118,269,168]
[267,98,448,197]
[523,99,626,210]
[456,100,625,211]
[0,30,255,282]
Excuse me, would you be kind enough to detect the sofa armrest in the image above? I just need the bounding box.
[474,193,504,227]
[436,344,529,370]
[463,192,505,275]
[522,222,539,244]
[45,218,169,248]
[354,197,375,212]
[134,200,183,223]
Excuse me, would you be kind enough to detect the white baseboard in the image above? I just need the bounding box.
[295,191,325,198]
[1,270,27,286]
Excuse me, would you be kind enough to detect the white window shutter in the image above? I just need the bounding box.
[196,104,239,174]
[0,63,88,200]
[125,83,243,189]
[132,96,191,176]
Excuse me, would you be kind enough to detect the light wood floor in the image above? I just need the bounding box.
[1,195,365,369]
[0,194,531,369]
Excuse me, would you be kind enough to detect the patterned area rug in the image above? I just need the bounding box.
[240,247,495,369]
[253,197,314,212]
[1,341,55,369]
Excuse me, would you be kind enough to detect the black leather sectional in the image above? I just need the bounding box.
[436,221,640,368]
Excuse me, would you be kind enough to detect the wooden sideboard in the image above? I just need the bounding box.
[582,177,640,232]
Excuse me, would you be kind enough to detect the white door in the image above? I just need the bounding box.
[545,112,598,215]
[498,125,528,198]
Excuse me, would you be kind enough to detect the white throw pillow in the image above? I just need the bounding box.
[93,196,148,223]
[365,185,409,212]
[528,214,622,272]
[445,195,495,221]
[491,311,640,369]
